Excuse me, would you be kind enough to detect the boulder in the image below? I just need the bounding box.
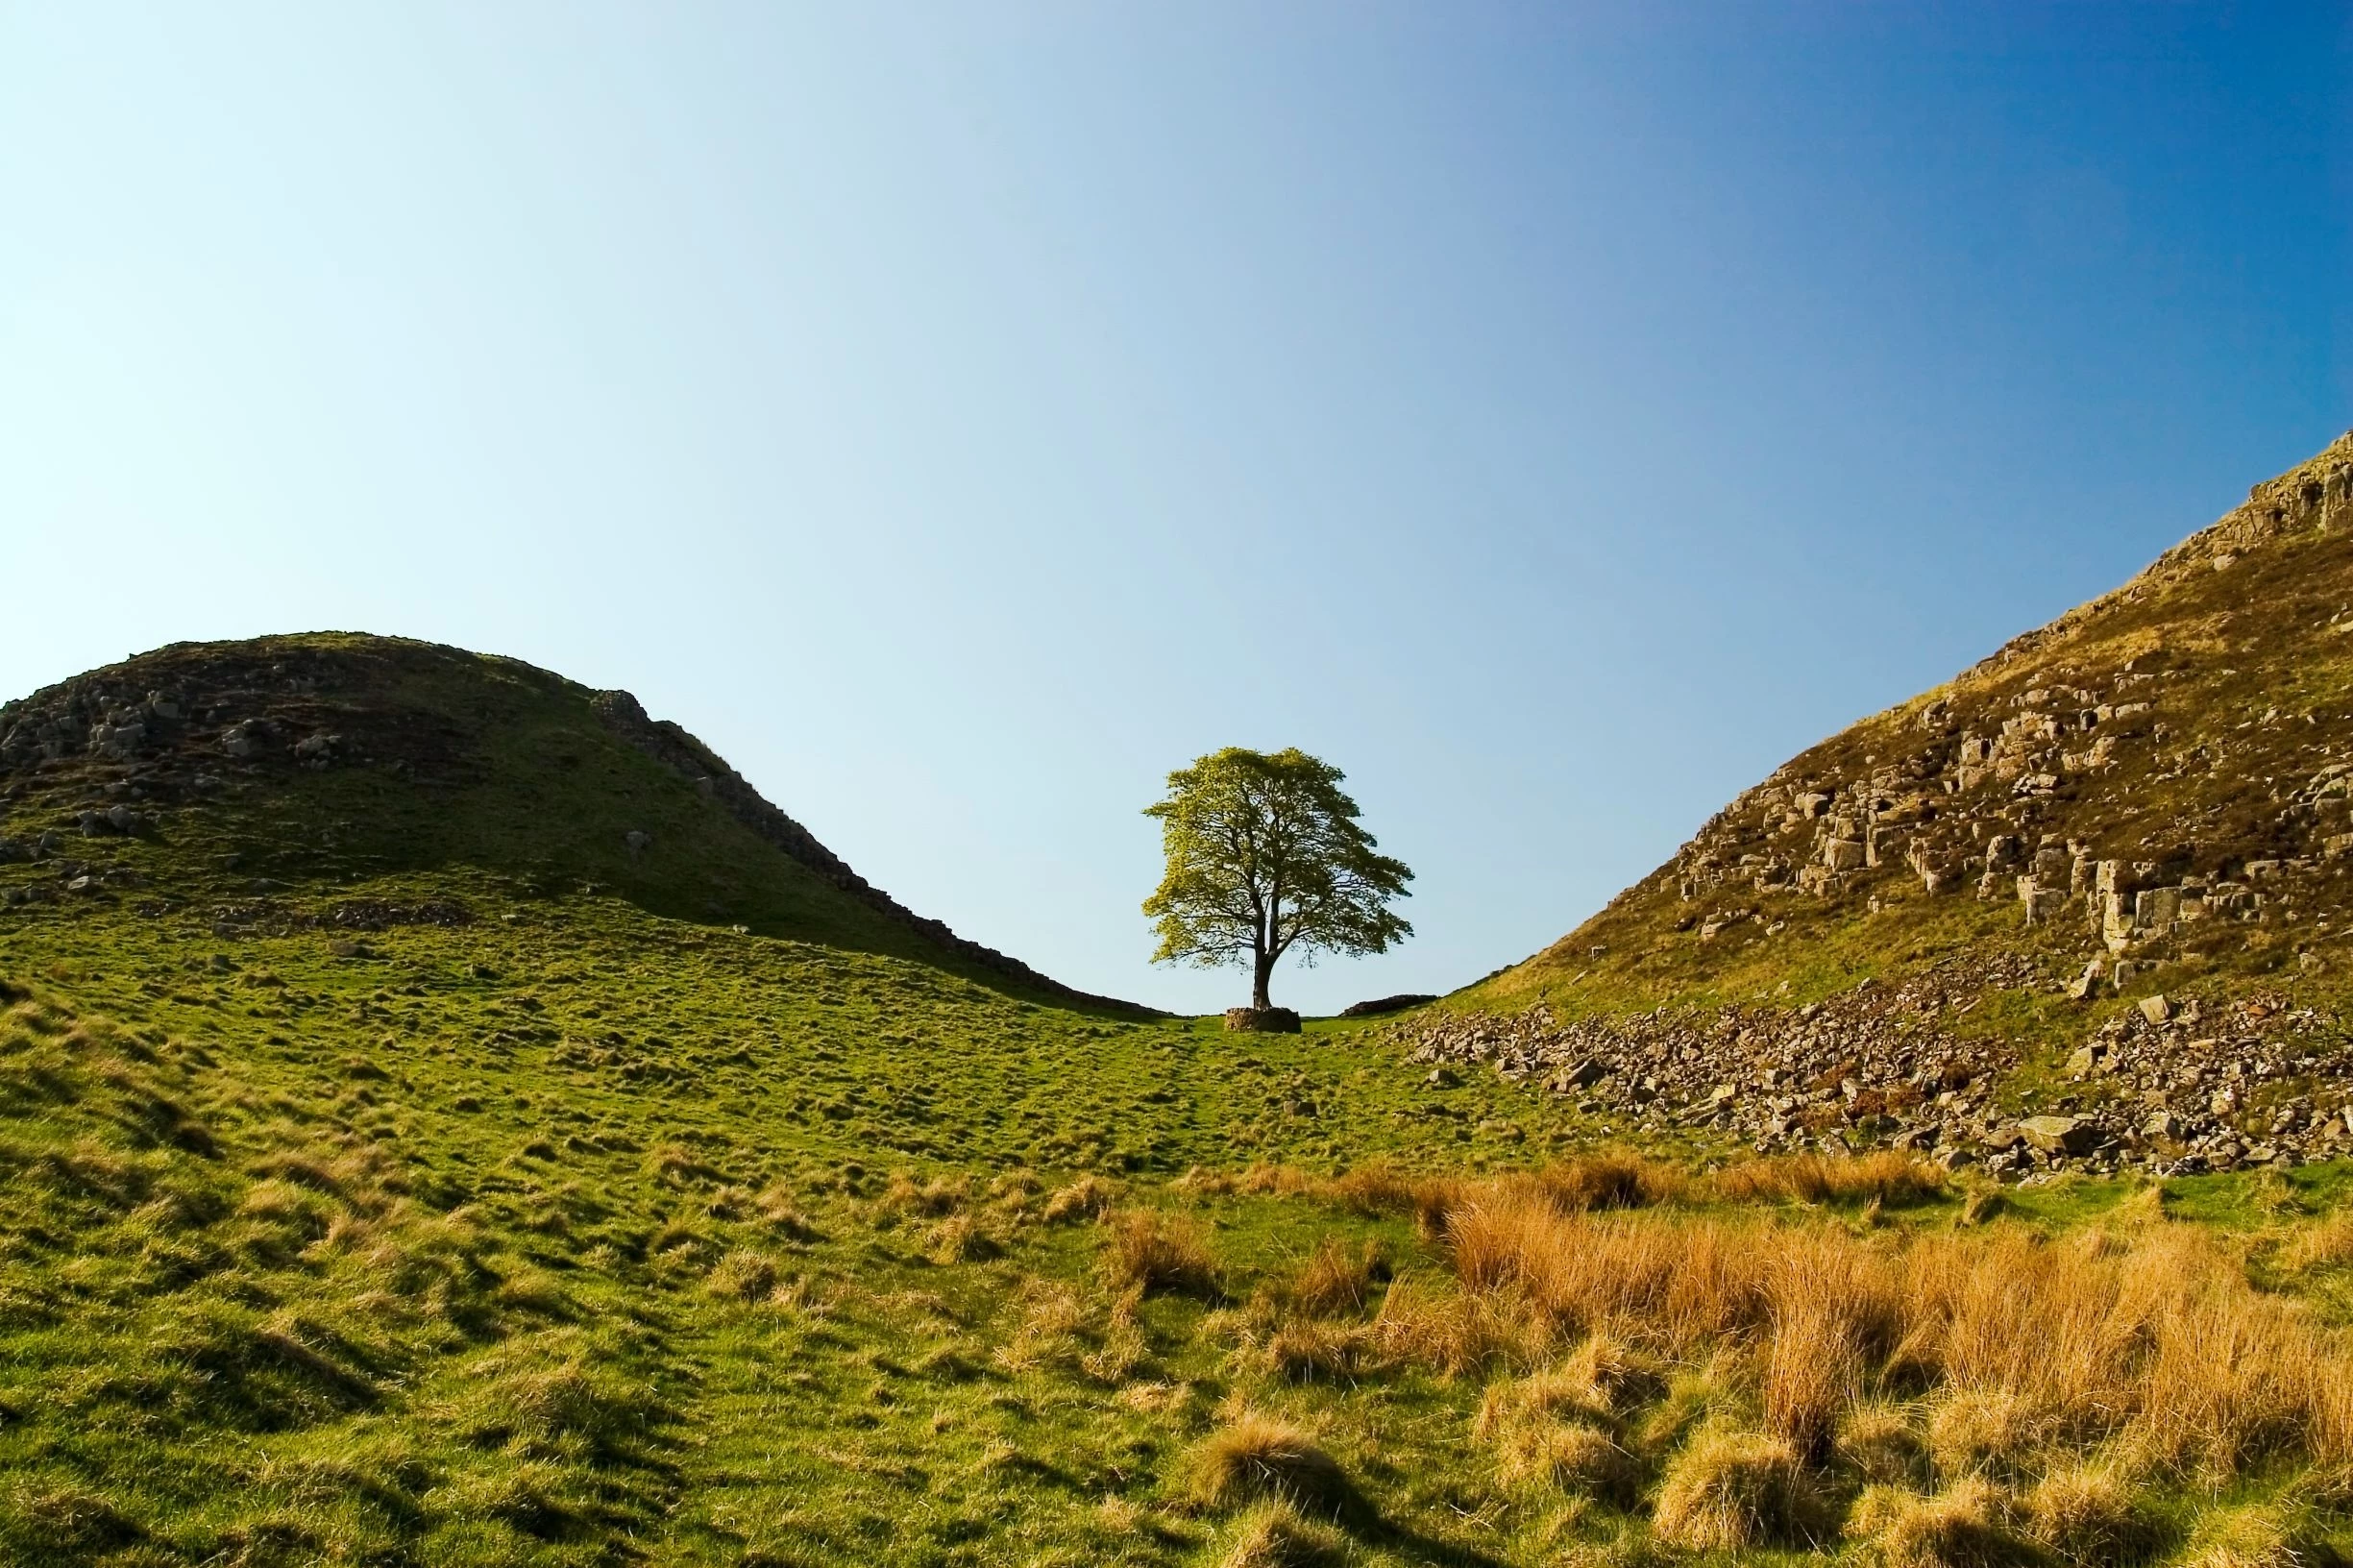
[219,718,274,758]
[2066,958,2105,1001]
[1223,1007,1301,1034]
[293,732,344,768]
[2017,1115,2102,1157]
[1550,1058,1605,1091]
[2020,878,2065,925]
[2133,886,2183,935]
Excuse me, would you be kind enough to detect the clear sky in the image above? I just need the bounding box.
[3,5,2347,1014]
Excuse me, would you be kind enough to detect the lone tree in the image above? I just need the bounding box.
[1142,747,1412,1011]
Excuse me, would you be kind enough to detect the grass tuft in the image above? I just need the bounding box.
[1849,1477,2031,1568]
[1102,1209,1221,1298]
[1216,1498,1350,1568]
[1190,1413,1358,1518]
[1651,1427,1827,1552]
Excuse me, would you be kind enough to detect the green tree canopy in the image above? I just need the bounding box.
[1142,747,1412,1011]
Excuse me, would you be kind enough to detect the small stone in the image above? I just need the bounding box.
[2138,994,2172,1026]
[219,718,273,758]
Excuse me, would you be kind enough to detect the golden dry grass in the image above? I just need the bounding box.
[1041,1174,1119,1224]
[2284,1213,2353,1273]
[1101,1209,1222,1298]
[1189,1413,1355,1515]
[1367,1272,1541,1377]
[1393,1174,2353,1488]
[1849,1477,2028,1568]
[1839,1403,1930,1487]
[1652,1427,1826,1552]
[1262,1318,1369,1384]
[1476,1366,1611,1443]
[1494,1421,1638,1502]
[2022,1460,2162,1566]
[1289,1238,1384,1319]
[1528,1152,1687,1213]
[1711,1150,1946,1206]
[1476,1359,1641,1503]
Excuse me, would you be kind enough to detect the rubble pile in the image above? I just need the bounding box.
[1407,969,2353,1179]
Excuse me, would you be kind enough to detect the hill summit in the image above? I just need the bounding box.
[1420,431,2353,1178]
[0,632,1139,1011]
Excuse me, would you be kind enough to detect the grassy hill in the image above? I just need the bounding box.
[2,631,2351,1566]
[1410,434,2353,1183]
[0,633,1135,1010]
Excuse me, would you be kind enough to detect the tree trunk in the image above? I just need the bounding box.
[1251,948,1274,1011]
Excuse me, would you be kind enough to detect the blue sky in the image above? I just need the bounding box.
[3,4,2347,1013]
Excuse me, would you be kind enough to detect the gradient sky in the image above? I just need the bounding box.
[3,4,2348,1014]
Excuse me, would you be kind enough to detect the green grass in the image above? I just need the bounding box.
[0,875,1574,1566]
[4,630,2353,1564]
[3,883,2350,1565]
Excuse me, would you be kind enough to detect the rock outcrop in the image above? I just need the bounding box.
[1429,432,2353,1175]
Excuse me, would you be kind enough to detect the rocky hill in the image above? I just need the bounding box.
[1416,431,2353,1179]
[0,632,1144,1013]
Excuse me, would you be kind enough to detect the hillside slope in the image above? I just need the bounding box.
[1417,432,2353,1178]
[0,633,1137,1012]
[2,600,2351,1567]
[0,635,1595,1566]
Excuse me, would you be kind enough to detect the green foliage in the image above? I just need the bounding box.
[1142,747,1411,1009]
